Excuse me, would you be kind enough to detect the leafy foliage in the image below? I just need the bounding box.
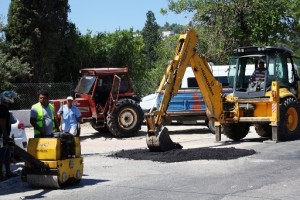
[3,0,300,99]
[165,0,300,63]
[141,11,161,70]
[160,22,185,34]
[0,50,31,90]
[0,18,31,90]
[143,35,179,96]
[5,0,77,82]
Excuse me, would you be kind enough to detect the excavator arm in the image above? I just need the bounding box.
[146,29,224,151]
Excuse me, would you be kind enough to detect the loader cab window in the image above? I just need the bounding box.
[287,57,299,84]
[267,55,289,88]
[293,57,300,77]
[235,57,261,91]
[228,57,237,88]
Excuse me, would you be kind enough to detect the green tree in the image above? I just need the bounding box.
[5,0,76,82]
[0,51,31,90]
[0,18,31,90]
[143,34,179,96]
[53,23,82,82]
[69,29,146,97]
[164,0,300,64]
[160,22,185,34]
[141,11,161,69]
[105,30,145,97]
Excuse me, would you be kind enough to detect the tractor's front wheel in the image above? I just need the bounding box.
[278,97,300,140]
[107,98,144,138]
[90,119,109,133]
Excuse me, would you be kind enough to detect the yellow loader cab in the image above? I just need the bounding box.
[20,133,83,188]
[222,46,300,141]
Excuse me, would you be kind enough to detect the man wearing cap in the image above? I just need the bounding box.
[57,96,81,136]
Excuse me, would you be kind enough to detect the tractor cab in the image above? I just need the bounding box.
[228,46,300,98]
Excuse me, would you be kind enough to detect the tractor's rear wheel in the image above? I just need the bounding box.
[223,123,250,141]
[107,98,144,138]
[278,97,300,140]
[254,123,272,138]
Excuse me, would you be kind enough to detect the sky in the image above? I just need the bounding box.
[0,0,191,34]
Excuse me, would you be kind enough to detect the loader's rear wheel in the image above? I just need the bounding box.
[278,97,300,140]
[223,123,250,141]
[254,123,272,138]
[107,98,144,138]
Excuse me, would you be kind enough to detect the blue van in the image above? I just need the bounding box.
[140,65,232,131]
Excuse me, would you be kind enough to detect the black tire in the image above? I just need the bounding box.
[223,123,250,141]
[278,97,300,141]
[207,120,223,135]
[21,167,27,182]
[254,123,272,137]
[90,120,109,133]
[107,98,144,138]
[204,120,209,127]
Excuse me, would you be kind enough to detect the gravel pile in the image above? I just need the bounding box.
[108,147,256,163]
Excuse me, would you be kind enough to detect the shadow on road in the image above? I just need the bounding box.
[0,177,109,198]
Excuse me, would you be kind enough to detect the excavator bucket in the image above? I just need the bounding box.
[146,124,182,152]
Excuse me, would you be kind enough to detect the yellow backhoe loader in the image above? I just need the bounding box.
[146,28,300,151]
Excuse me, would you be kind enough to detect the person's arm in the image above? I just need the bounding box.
[30,117,45,137]
[57,106,63,119]
[75,107,82,123]
[53,112,60,132]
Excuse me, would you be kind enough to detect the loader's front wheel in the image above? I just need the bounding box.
[107,98,144,138]
[223,123,250,141]
[254,123,272,138]
[278,97,300,140]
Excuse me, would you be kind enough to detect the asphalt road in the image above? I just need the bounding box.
[1,124,300,200]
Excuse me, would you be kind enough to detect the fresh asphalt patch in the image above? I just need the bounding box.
[108,147,256,163]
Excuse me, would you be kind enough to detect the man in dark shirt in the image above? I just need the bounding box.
[250,61,266,81]
[0,90,17,180]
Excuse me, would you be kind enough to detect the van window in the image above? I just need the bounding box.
[187,76,229,88]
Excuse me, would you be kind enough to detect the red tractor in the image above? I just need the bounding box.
[51,67,144,137]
